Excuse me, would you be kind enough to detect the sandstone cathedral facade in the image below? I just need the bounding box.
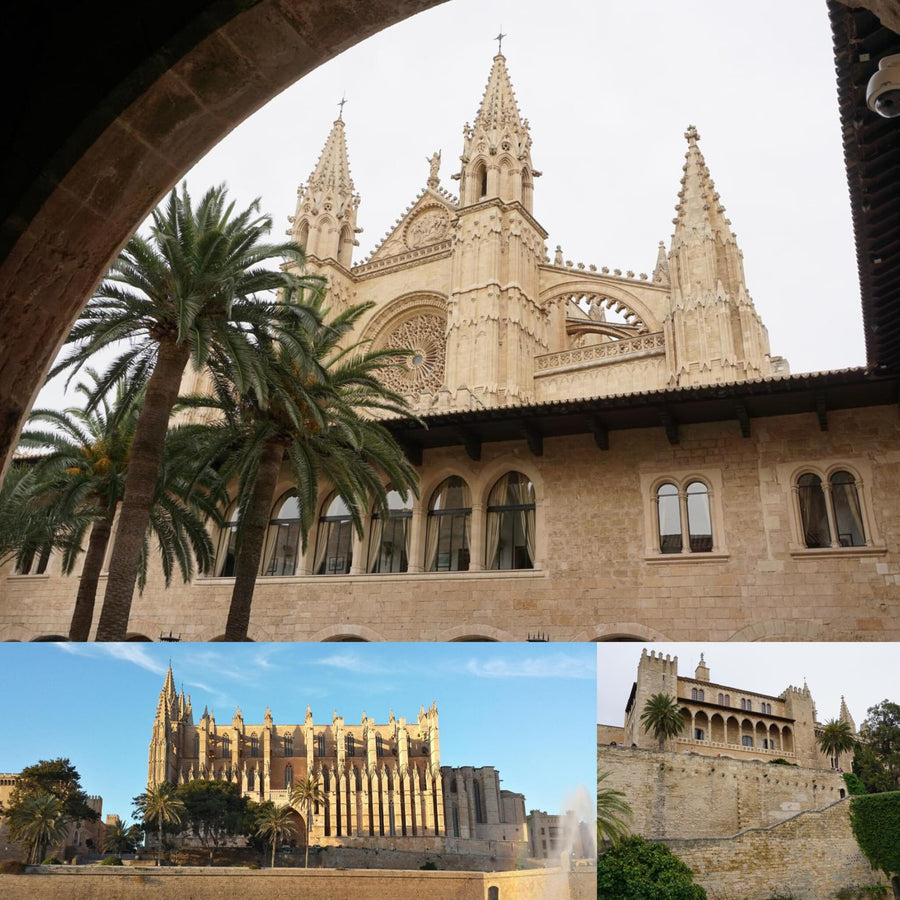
[2,48,898,643]
[148,666,528,847]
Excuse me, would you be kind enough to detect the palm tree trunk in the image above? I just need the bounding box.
[304,802,310,869]
[96,340,192,641]
[68,505,116,641]
[271,838,275,869]
[157,815,162,866]
[224,438,285,641]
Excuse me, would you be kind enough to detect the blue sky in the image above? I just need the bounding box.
[0,642,595,825]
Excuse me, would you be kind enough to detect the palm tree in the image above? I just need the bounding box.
[178,298,419,640]
[102,819,142,856]
[596,771,631,846]
[817,718,857,770]
[254,803,298,868]
[0,464,95,573]
[51,183,323,640]
[289,776,324,868]
[19,372,222,640]
[640,693,686,750]
[7,793,70,864]
[134,782,185,866]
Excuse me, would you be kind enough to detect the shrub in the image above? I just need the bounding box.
[768,758,799,767]
[98,856,123,866]
[849,792,900,893]
[0,860,25,874]
[597,836,707,899]
[41,857,62,865]
[844,772,868,795]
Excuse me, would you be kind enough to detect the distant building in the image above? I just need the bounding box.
[149,666,536,854]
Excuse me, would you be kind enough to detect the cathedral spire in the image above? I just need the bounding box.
[663,125,774,387]
[457,50,537,210]
[839,695,856,733]
[290,115,360,267]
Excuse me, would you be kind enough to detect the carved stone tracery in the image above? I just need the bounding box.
[379,313,447,393]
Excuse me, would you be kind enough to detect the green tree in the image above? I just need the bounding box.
[597,835,707,899]
[6,793,70,864]
[0,464,94,574]
[289,776,324,868]
[640,693,686,750]
[596,771,631,846]
[176,779,250,864]
[178,298,418,641]
[51,183,322,640]
[7,759,99,825]
[102,820,143,856]
[254,802,299,868]
[818,718,858,770]
[849,792,900,898]
[854,701,900,794]
[19,371,221,640]
[133,782,185,866]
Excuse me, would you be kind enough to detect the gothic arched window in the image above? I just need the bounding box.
[376,734,385,757]
[283,734,293,757]
[193,734,200,757]
[250,734,259,757]
[368,489,412,573]
[285,764,294,790]
[262,491,301,576]
[485,472,535,570]
[221,734,230,758]
[425,476,471,572]
[830,470,866,547]
[216,505,239,576]
[655,480,713,553]
[346,734,356,757]
[314,493,353,575]
[317,734,326,757]
[797,473,830,548]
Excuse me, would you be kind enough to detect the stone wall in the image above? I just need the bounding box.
[0,866,596,900]
[598,745,846,838]
[664,798,889,900]
[4,405,900,642]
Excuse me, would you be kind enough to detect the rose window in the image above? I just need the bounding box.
[380,314,446,393]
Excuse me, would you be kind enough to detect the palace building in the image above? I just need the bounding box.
[2,39,899,642]
[600,648,856,768]
[149,666,529,849]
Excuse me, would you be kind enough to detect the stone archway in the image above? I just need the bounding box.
[0,0,447,481]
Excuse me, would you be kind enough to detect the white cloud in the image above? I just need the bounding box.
[464,654,595,680]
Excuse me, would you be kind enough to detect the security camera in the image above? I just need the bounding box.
[866,54,900,119]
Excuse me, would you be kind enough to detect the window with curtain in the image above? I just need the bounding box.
[797,473,830,548]
[262,492,301,576]
[830,470,865,547]
[216,505,240,576]
[425,476,471,572]
[315,493,353,575]
[485,472,535,570]
[368,489,412,573]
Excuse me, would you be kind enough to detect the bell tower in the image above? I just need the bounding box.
[446,50,549,406]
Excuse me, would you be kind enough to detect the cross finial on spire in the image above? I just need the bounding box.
[337,95,347,120]
[685,124,700,144]
[495,29,506,54]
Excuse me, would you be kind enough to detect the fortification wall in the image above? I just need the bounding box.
[0,866,596,900]
[598,745,845,838]
[663,798,888,900]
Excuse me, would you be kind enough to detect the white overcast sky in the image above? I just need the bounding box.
[596,643,900,731]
